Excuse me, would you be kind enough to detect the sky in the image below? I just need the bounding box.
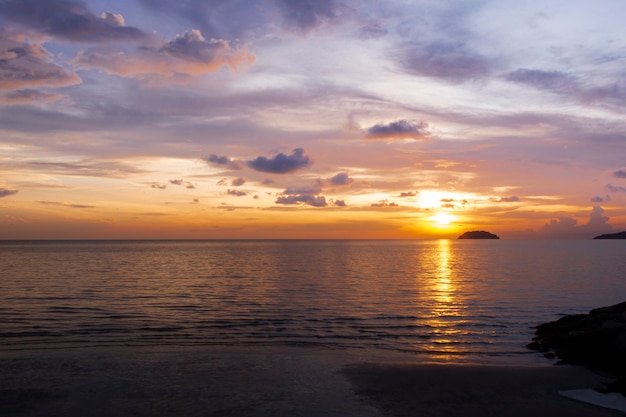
[1,0,626,239]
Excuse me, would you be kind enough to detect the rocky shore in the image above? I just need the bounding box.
[527,301,626,395]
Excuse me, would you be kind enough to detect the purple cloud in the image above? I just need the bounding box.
[591,196,605,203]
[613,169,626,179]
[505,69,578,92]
[75,29,254,78]
[38,201,94,208]
[371,200,398,208]
[540,206,612,238]
[399,191,417,197]
[0,32,81,90]
[169,179,195,188]
[247,148,311,174]
[227,189,247,197]
[607,184,626,193]
[402,42,491,82]
[0,0,146,42]
[0,89,60,104]
[284,185,322,195]
[329,172,353,186]
[275,194,327,207]
[231,177,245,187]
[205,154,243,170]
[0,188,18,197]
[136,0,267,40]
[491,196,520,203]
[276,0,337,33]
[366,120,430,140]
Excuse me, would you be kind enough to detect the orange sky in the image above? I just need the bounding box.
[1,0,626,239]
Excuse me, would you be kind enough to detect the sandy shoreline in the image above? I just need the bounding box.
[0,346,621,417]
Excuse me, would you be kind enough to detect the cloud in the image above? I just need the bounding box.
[28,160,145,178]
[505,68,623,104]
[371,200,398,208]
[399,191,418,197]
[0,89,61,104]
[613,169,626,179]
[540,206,612,238]
[135,0,267,40]
[0,32,81,90]
[205,154,243,170]
[366,120,430,140]
[275,0,337,33]
[38,201,95,208]
[101,12,125,27]
[247,148,311,174]
[169,179,195,188]
[231,177,245,187]
[360,22,388,39]
[401,42,492,82]
[505,69,578,92]
[0,188,18,197]
[591,196,605,203]
[334,199,347,207]
[151,182,167,189]
[275,194,327,207]
[588,205,609,229]
[74,29,254,78]
[0,0,146,42]
[490,196,520,203]
[607,184,626,193]
[541,216,578,233]
[227,189,247,197]
[284,185,322,195]
[328,172,353,186]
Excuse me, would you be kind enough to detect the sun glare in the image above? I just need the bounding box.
[431,212,456,227]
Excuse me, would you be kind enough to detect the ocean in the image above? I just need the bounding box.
[1,239,625,365]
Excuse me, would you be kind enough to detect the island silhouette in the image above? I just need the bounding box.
[458,231,500,239]
[593,231,626,239]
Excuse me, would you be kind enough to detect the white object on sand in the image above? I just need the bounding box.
[559,389,626,413]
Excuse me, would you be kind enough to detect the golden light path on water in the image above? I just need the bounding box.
[419,239,469,360]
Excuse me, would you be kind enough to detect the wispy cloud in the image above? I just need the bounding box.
[74,29,254,78]
[0,188,18,197]
[38,201,95,208]
[0,0,146,42]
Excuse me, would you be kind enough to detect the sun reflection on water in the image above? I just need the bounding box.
[421,239,469,360]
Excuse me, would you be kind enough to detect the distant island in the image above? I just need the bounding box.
[458,231,500,239]
[593,231,626,239]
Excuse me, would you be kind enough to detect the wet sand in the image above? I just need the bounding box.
[0,346,621,417]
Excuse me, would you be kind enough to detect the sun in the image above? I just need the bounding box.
[431,211,456,227]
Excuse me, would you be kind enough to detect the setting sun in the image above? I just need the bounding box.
[431,212,456,227]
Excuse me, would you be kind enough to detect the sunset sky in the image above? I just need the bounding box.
[1,0,626,239]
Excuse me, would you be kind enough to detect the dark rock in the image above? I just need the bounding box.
[526,341,541,350]
[593,231,626,239]
[529,301,626,394]
[458,231,500,239]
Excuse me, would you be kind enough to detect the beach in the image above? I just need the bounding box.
[0,346,621,417]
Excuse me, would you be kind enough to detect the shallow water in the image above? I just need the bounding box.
[1,239,625,364]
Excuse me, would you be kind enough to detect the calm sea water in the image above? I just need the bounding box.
[1,240,625,364]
